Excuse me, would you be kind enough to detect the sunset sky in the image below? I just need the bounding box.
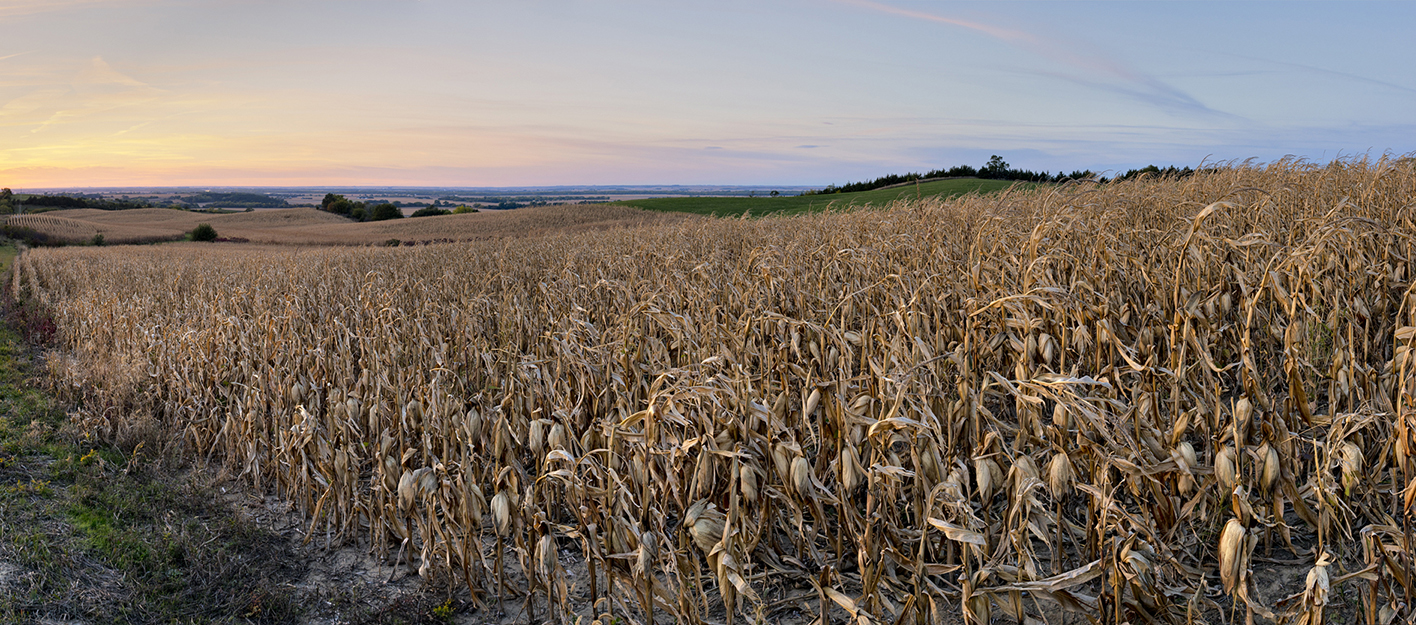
[2,1,1412,188]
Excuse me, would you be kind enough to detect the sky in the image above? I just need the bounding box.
[1,0,1413,188]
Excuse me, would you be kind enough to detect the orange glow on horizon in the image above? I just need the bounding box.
[2,1,1411,188]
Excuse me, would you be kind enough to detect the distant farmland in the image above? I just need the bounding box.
[2,204,698,246]
[616,177,1030,216]
[2,179,1031,247]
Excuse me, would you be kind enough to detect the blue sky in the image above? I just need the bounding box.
[1,0,1412,187]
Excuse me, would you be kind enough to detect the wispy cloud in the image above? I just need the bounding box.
[77,56,148,88]
[1230,53,1416,96]
[29,110,73,133]
[11,57,164,135]
[837,0,1234,120]
[1,87,65,117]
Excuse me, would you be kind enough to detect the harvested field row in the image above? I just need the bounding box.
[5,214,101,242]
[15,156,1416,624]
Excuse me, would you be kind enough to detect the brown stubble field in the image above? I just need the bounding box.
[9,156,1416,624]
[6,203,699,245]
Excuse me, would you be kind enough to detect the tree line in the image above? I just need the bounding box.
[319,193,404,221]
[804,156,1198,195]
[177,192,288,208]
[0,191,159,212]
[0,189,300,213]
[318,193,479,220]
[1111,164,1201,182]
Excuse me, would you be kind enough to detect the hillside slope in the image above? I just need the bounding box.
[617,177,1032,216]
[6,204,698,245]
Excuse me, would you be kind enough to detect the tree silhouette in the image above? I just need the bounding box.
[191,224,218,242]
[981,155,1010,178]
[370,203,404,221]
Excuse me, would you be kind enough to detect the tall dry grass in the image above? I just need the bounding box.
[16,155,1416,624]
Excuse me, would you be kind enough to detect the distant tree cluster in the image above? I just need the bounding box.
[806,158,1207,197]
[1112,165,1198,182]
[190,223,218,242]
[175,192,288,209]
[22,194,95,209]
[320,193,356,215]
[805,156,1100,196]
[319,193,404,221]
[381,199,488,210]
[441,196,553,209]
[11,193,157,211]
[370,203,403,221]
[406,202,479,217]
[0,188,12,214]
[487,200,542,209]
[441,195,594,204]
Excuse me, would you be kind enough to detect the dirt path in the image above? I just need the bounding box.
[0,318,473,624]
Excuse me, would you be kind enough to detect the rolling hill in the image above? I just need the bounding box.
[615,177,1034,216]
[4,204,698,246]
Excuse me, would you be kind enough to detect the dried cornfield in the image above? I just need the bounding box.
[5,214,100,243]
[15,156,1416,624]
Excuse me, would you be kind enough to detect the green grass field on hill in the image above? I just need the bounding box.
[0,244,16,275]
[617,177,1035,217]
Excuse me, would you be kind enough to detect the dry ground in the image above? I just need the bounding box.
[5,204,698,246]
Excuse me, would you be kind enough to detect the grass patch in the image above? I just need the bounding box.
[0,271,464,623]
[0,319,303,623]
[617,177,1034,216]
[0,243,16,275]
